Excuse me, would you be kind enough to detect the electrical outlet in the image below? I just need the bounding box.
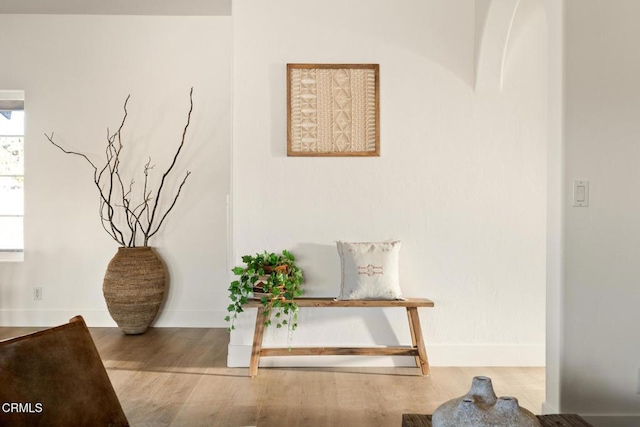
[34,287,42,301]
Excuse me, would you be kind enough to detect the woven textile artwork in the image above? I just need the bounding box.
[288,64,379,156]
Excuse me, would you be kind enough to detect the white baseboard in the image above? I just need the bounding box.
[227,343,545,368]
[426,343,545,366]
[0,309,229,328]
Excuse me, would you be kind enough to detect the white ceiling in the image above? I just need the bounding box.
[0,0,232,16]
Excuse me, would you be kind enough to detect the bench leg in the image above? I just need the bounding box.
[249,306,267,377]
[406,307,430,375]
[406,308,421,368]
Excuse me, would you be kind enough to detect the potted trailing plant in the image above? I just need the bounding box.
[45,89,195,334]
[226,250,304,333]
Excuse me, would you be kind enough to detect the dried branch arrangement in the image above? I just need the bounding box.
[46,89,194,247]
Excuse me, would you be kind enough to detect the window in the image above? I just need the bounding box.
[0,92,24,260]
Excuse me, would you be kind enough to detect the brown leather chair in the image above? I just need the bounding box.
[0,315,129,426]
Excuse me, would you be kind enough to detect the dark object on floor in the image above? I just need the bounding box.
[402,413,594,427]
[0,315,129,426]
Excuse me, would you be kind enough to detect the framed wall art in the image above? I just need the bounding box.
[287,63,379,157]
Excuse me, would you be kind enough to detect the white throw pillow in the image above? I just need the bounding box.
[336,240,404,300]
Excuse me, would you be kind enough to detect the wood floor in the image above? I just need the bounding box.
[0,327,545,427]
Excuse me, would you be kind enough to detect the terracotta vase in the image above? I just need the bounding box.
[432,376,541,427]
[103,247,167,335]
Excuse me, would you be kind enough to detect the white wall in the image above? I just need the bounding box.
[0,14,232,327]
[543,0,564,417]
[3,2,639,422]
[229,0,548,367]
[556,0,640,424]
[0,1,550,370]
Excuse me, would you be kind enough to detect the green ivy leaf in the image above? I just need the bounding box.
[227,249,303,336]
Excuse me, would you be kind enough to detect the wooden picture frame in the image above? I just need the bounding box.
[287,63,380,157]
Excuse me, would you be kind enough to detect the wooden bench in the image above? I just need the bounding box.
[243,297,435,377]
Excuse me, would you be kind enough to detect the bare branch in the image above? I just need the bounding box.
[45,133,98,171]
[145,87,194,240]
[99,197,124,246]
[146,171,191,245]
[46,90,194,247]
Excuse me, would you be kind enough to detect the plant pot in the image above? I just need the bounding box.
[252,265,289,296]
[264,265,288,274]
[103,247,167,335]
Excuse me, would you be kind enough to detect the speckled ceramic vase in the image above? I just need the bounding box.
[432,376,541,427]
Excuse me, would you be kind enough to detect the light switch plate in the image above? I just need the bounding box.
[573,180,589,207]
